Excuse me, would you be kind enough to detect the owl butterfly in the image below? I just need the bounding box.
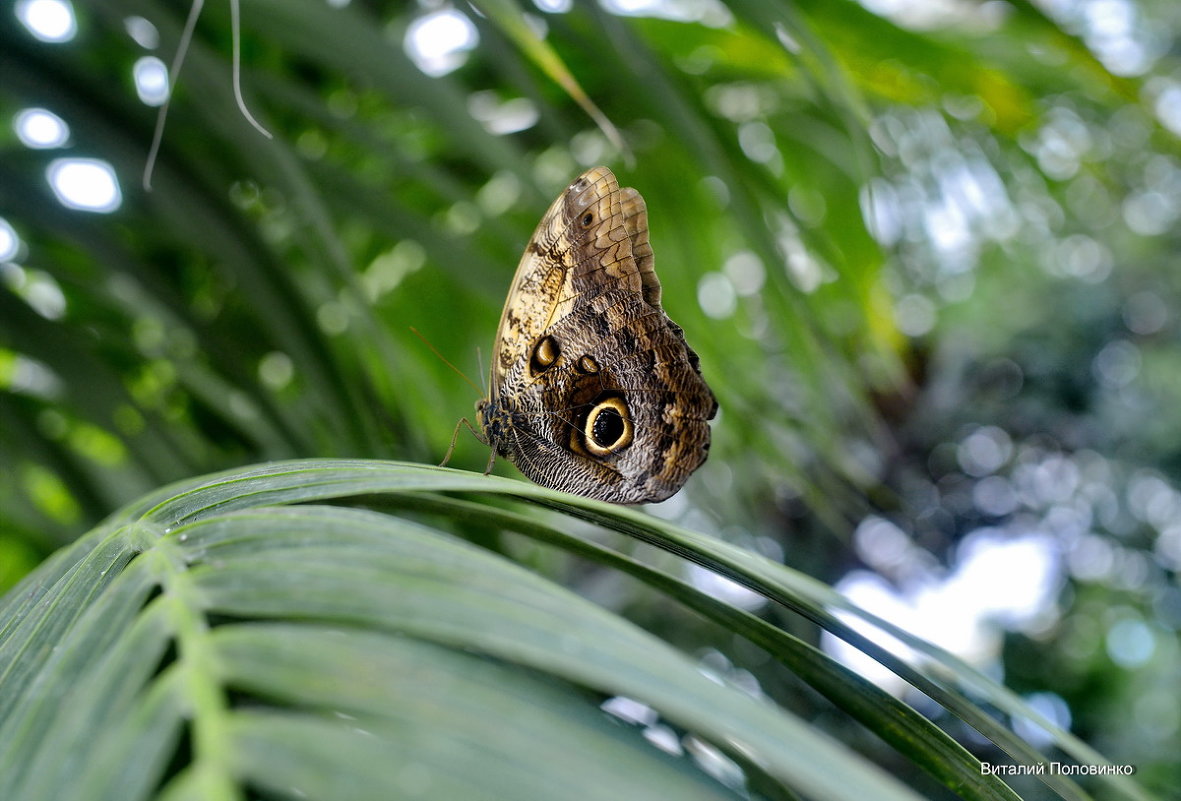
[472,166,717,504]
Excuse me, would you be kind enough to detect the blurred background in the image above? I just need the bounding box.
[1,0,1178,796]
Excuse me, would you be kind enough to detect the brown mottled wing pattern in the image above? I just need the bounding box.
[481,167,716,504]
[490,167,656,388]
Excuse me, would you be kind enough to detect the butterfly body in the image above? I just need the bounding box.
[479,167,716,504]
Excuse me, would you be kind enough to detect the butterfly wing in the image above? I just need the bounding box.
[518,288,716,503]
[484,167,716,504]
[489,167,657,389]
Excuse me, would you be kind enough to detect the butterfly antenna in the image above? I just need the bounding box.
[410,327,483,395]
[475,345,488,396]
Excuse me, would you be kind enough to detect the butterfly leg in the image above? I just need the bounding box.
[440,417,484,467]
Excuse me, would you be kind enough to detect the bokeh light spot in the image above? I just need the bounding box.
[15,0,76,43]
[47,158,122,213]
[722,251,765,296]
[316,301,350,335]
[974,476,1018,517]
[1106,617,1155,668]
[895,294,936,337]
[1153,83,1181,137]
[854,516,912,571]
[958,426,1012,476]
[14,108,70,148]
[259,352,295,390]
[468,92,539,136]
[0,218,20,261]
[124,15,159,49]
[697,272,737,319]
[1013,692,1072,749]
[404,9,478,77]
[1123,290,1168,335]
[1092,340,1140,388]
[22,463,81,525]
[1123,191,1177,236]
[133,56,170,106]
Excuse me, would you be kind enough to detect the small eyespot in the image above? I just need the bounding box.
[530,336,560,375]
[581,212,594,227]
[576,355,599,374]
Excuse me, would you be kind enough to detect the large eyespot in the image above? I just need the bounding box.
[580,396,633,457]
[530,336,560,375]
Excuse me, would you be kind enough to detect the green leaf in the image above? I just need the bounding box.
[2,460,933,801]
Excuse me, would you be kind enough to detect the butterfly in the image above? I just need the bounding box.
[471,166,717,504]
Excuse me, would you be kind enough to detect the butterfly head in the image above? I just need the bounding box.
[476,396,511,458]
[475,396,492,434]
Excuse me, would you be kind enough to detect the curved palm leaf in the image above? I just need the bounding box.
[2,460,914,801]
[0,461,1156,800]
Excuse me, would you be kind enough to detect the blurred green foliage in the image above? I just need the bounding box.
[1,0,1179,798]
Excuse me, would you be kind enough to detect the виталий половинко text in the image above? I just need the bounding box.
[980,762,1136,777]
